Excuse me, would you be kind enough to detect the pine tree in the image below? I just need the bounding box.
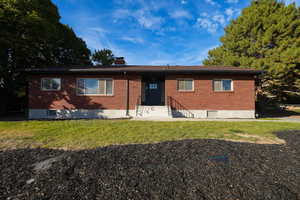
[92,49,115,66]
[203,0,300,102]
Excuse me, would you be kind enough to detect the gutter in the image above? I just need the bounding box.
[20,69,264,76]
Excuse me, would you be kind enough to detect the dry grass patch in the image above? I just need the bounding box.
[226,133,286,144]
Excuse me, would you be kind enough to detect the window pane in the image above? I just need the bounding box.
[178,80,185,90]
[185,80,193,91]
[178,79,193,91]
[42,78,60,90]
[76,78,113,95]
[85,79,99,94]
[149,83,157,90]
[222,80,232,91]
[42,79,52,90]
[106,80,113,95]
[51,79,61,90]
[214,80,222,91]
[99,80,105,94]
[77,79,85,94]
[47,110,57,116]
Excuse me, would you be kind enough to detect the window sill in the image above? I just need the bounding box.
[76,94,114,97]
[213,91,234,93]
[178,90,195,93]
[41,89,61,91]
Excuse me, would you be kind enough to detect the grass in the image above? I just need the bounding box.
[289,108,300,114]
[258,118,280,120]
[0,120,299,150]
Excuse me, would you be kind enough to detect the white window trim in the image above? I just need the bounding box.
[41,78,61,91]
[177,78,194,92]
[213,79,234,92]
[76,78,114,96]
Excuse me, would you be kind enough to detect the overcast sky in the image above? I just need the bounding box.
[52,0,299,65]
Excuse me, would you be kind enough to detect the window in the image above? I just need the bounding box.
[207,111,218,118]
[149,83,158,89]
[77,78,113,95]
[177,79,194,91]
[213,79,233,91]
[41,78,61,91]
[47,110,57,117]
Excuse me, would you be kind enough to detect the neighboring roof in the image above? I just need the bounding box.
[22,65,263,75]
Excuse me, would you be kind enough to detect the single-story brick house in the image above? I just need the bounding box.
[24,61,262,119]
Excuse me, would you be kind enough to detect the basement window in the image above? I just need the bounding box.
[77,78,113,96]
[47,110,57,117]
[41,78,61,91]
[207,111,218,118]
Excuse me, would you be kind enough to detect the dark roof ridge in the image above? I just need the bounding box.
[26,65,260,70]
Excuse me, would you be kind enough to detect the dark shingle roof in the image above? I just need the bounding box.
[23,65,263,75]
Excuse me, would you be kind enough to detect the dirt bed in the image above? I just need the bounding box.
[1,131,299,200]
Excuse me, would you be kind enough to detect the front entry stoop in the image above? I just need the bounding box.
[135,106,171,118]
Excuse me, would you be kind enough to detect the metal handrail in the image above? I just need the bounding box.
[167,96,195,118]
[136,95,142,117]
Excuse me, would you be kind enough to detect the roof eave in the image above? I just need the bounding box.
[22,68,263,75]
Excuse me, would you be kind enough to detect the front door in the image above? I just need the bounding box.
[144,80,163,105]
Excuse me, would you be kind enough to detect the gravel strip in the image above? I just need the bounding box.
[0,131,299,200]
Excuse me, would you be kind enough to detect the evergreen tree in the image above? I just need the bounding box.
[203,0,300,102]
[92,49,115,66]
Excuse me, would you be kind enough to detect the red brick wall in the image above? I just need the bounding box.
[28,74,141,110]
[165,74,255,110]
[28,74,255,111]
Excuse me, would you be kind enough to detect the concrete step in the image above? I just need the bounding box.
[136,106,171,118]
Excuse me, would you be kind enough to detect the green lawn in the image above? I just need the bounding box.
[0,120,299,150]
[290,108,300,113]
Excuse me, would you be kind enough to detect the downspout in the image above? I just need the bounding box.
[124,72,130,116]
[26,75,29,119]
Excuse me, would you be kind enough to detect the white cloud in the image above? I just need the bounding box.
[226,0,239,3]
[205,0,218,6]
[81,27,139,63]
[179,46,218,64]
[121,36,145,44]
[82,27,112,50]
[196,18,218,33]
[180,0,187,4]
[113,9,131,21]
[197,8,240,33]
[196,13,226,33]
[113,8,164,30]
[149,45,218,65]
[212,14,225,26]
[169,10,192,19]
[136,9,164,29]
[225,8,234,17]
[225,8,241,20]
[113,0,134,4]
[88,27,108,33]
[167,27,177,31]
[201,12,209,17]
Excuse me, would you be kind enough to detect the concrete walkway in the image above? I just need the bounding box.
[132,117,300,123]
